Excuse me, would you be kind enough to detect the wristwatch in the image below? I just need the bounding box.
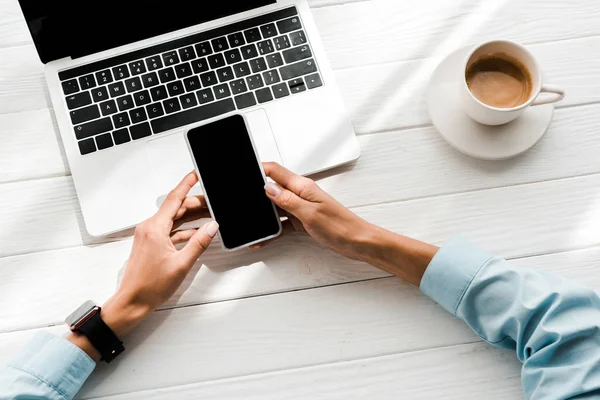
[65,300,125,363]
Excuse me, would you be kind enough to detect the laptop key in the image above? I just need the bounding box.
[246,74,264,90]
[99,99,118,116]
[195,41,213,57]
[241,44,258,60]
[200,71,218,87]
[113,128,131,145]
[244,28,262,43]
[175,62,192,79]
[213,83,231,100]
[130,122,152,140]
[191,58,209,74]
[305,73,323,89]
[158,67,176,83]
[145,56,163,71]
[208,53,226,69]
[279,59,317,80]
[146,103,165,119]
[274,36,291,51]
[225,49,242,65]
[113,112,131,129]
[142,72,159,88]
[78,138,96,155]
[233,62,251,78]
[167,80,185,97]
[162,51,180,66]
[74,117,112,139]
[197,88,215,105]
[272,82,290,99]
[125,77,143,93]
[289,31,307,46]
[179,46,196,62]
[217,67,234,82]
[277,17,302,34]
[70,104,100,125]
[235,92,257,110]
[92,86,109,102]
[250,58,268,73]
[181,93,198,109]
[151,98,236,134]
[263,70,281,85]
[266,53,284,68]
[79,74,97,90]
[116,95,135,111]
[163,98,181,114]
[183,76,201,92]
[66,91,92,110]
[95,70,113,85]
[129,61,146,76]
[228,32,246,48]
[257,40,274,55]
[96,133,114,150]
[108,81,125,97]
[256,87,273,104]
[260,23,277,38]
[212,37,229,52]
[62,79,80,95]
[134,90,151,107]
[112,65,130,80]
[129,107,148,124]
[283,45,312,63]
[289,78,306,94]
[230,79,248,95]
[151,85,168,102]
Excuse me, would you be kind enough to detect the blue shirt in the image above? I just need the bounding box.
[2,236,600,399]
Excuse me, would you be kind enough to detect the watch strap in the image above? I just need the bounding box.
[77,308,124,363]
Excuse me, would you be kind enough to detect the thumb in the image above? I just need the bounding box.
[265,182,307,217]
[178,221,219,265]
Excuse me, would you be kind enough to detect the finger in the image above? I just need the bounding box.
[172,208,212,231]
[265,182,311,216]
[171,229,197,245]
[178,221,219,265]
[263,162,310,194]
[157,172,199,222]
[175,195,207,220]
[249,219,296,250]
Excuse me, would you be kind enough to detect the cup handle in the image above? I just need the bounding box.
[532,84,565,106]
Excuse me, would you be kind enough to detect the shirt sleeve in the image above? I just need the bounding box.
[0,331,95,400]
[420,236,600,399]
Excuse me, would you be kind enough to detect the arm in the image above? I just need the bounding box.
[0,172,218,399]
[263,162,600,400]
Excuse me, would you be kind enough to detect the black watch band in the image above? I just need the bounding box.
[77,308,125,363]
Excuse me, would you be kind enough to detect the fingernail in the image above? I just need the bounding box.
[205,221,219,238]
[265,182,281,197]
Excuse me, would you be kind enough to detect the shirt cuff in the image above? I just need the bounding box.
[7,331,95,399]
[420,235,492,315]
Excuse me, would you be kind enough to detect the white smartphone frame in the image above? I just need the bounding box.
[184,113,283,251]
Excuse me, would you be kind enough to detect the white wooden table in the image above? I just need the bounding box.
[1,0,600,398]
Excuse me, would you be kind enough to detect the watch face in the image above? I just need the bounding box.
[65,300,98,328]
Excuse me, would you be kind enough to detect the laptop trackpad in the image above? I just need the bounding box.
[146,109,282,207]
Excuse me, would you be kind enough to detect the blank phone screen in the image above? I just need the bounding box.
[187,115,280,249]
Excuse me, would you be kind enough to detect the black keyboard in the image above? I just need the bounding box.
[59,7,323,156]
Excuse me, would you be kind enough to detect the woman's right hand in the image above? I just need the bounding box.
[262,162,376,262]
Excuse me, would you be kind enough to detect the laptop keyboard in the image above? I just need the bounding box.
[59,7,323,156]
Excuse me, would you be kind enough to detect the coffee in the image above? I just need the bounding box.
[466,53,532,108]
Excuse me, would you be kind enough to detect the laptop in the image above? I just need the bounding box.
[18,0,361,236]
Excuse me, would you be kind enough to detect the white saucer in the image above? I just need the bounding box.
[427,47,555,160]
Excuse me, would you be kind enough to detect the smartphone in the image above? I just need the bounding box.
[185,114,282,251]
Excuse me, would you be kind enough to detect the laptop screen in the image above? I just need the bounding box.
[18,1,277,64]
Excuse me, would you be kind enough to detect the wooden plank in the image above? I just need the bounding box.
[4,172,600,333]
[1,36,599,185]
[97,342,521,400]
[3,241,600,398]
[3,104,600,257]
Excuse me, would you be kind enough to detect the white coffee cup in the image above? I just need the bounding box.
[460,40,565,126]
